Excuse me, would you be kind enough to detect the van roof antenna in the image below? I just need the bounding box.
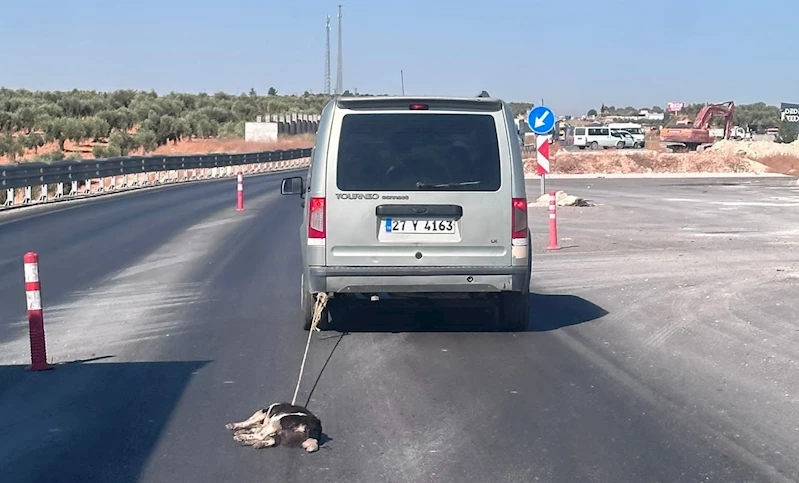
[476,90,491,98]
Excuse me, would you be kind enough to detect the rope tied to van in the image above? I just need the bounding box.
[291,292,329,405]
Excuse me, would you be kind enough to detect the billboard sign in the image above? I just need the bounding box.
[667,102,684,112]
[780,102,799,123]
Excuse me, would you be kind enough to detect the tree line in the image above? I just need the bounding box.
[0,87,542,164]
[0,87,333,163]
[587,102,787,133]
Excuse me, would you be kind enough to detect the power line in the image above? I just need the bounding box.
[334,5,343,96]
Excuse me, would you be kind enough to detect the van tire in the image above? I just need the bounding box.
[301,275,330,331]
[498,291,529,332]
[590,141,599,150]
[616,141,625,149]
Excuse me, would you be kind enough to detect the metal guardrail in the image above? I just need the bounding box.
[0,148,312,210]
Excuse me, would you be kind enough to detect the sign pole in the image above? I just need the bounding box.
[535,133,550,196]
[527,105,555,197]
[540,172,546,196]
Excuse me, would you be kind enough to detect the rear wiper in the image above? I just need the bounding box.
[415,181,482,189]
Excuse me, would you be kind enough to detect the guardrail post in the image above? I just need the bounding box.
[54,183,64,199]
[22,186,32,204]
[3,188,13,207]
[69,181,77,197]
[36,184,47,202]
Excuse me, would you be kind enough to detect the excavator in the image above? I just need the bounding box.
[659,100,735,152]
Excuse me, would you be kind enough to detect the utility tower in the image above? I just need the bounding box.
[324,15,331,95]
[334,4,343,96]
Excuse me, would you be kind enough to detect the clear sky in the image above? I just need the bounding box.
[1,0,796,117]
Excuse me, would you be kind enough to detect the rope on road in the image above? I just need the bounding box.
[291,292,329,405]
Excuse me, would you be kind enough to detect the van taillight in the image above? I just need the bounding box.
[512,198,528,240]
[409,104,429,110]
[308,197,326,239]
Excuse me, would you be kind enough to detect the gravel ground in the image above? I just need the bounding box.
[525,175,799,481]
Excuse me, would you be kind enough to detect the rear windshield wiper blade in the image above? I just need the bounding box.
[415,181,482,189]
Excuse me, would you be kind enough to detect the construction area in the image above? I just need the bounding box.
[522,100,799,177]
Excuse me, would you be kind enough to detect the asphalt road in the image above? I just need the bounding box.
[1,172,798,483]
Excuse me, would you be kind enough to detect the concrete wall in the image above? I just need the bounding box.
[244,122,279,142]
[245,114,322,142]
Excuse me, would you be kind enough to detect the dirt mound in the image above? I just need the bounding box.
[523,142,797,176]
[537,150,754,175]
[706,139,799,157]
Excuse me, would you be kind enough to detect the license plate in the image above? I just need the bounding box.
[384,218,455,234]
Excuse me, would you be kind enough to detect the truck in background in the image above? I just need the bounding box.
[709,125,749,140]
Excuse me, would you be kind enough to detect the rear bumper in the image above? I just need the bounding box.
[307,265,530,294]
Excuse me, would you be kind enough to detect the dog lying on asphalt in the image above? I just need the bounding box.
[225,402,322,452]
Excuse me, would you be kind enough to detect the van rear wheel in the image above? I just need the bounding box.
[301,274,330,331]
[498,291,529,332]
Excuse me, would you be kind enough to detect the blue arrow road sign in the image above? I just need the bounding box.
[527,105,556,135]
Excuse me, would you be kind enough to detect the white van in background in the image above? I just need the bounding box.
[573,126,620,149]
[608,123,645,147]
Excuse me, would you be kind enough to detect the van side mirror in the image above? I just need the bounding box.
[281,176,304,196]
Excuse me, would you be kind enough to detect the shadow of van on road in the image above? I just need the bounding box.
[0,358,210,483]
[328,292,609,333]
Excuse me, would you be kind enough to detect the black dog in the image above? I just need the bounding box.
[225,402,322,452]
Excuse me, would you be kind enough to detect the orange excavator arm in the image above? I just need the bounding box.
[693,101,735,136]
[661,101,735,151]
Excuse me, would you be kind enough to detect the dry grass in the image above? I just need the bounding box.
[0,134,315,165]
[150,134,315,156]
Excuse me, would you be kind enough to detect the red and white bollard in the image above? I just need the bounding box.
[24,252,52,371]
[547,191,561,251]
[236,171,244,212]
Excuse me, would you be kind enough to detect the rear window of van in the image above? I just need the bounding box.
[335,113,501,192]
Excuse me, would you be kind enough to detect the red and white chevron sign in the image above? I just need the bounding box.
[536,135,550,175]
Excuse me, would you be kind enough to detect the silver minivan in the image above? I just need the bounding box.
[280,94,532,331]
